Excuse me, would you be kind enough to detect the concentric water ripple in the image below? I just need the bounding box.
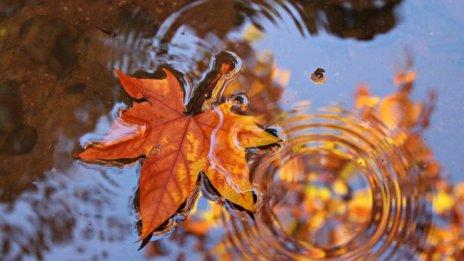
[222,103,434,260]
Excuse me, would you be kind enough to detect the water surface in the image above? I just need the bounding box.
[0,0,463,260]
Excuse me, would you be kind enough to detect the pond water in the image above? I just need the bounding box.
[0,0,463,260]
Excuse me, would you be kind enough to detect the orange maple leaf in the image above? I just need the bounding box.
[78,68,279,240]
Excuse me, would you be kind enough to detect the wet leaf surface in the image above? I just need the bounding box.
[79,68,279,241]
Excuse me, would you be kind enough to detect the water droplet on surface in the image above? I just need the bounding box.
[311,68,327,85]
[226,92,249,113]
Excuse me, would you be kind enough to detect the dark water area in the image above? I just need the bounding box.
[0,0,463,260]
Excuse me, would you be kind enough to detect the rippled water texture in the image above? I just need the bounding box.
[1,0,463,260]
[226,103,434,259]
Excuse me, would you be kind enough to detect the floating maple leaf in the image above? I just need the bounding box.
[78,60,279,243]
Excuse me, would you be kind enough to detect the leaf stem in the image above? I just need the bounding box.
[185,51,242,115]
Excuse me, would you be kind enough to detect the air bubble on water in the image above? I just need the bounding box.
[311,68,327,85]
[226,92,249,112]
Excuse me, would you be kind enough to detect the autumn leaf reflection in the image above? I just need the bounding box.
[354,63,463,261]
